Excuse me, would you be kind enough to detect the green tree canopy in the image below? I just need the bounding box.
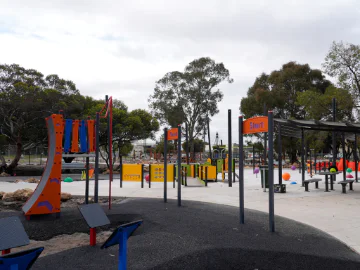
[240,62,331,119]
[322,41,360,99]
[149,57,233,157]
[0,64,82,173]
[296,86,354,121]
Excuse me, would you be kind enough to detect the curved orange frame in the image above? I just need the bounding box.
[243,116,268,134]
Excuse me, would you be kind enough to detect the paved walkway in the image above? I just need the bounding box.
[1,168,360,253]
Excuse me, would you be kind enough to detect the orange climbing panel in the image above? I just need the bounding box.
[22,114,64,216]
[87,120,95,152]
[71,120,79,152]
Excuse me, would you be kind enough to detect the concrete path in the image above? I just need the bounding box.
[1,168,360,253]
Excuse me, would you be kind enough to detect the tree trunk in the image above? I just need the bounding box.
[0,155,7,173]
[190,138,195,162]
[6,136,22,175]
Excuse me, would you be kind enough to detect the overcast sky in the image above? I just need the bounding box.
[1,0,360,145]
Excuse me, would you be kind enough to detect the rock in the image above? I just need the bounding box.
[2,192,15,202]
[0,172,10,177]
[0,191,5,200]
[61,192,72,202]
[12,188,34,201]
[15,179,24,183]
[26,177,40,183]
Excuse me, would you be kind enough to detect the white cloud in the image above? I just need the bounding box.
[1,0,360,145]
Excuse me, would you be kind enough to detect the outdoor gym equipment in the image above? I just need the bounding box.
[0,216,44,269]
[101,220,143,270]
[78,203,110,246]
[22,96,113,218]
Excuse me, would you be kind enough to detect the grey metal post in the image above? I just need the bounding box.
[301,128,305,187]
[85,157,89,204]
[268,111,275,232]
[264,103,267,165]
[207,118,212,159]
[332,98,337,165]
[355,133,358,183]
[177,125,182,206]
[164,128,168,202]
[314,150,317,174]
[278,124,282,185]
[253,145,255,172]
[309,149,312,176]
[239,116,244,224]
[185,123,189,165]
[94,112,100,203]
[342,133,346,181]
[105,95,111,183]
[228,109,232,187]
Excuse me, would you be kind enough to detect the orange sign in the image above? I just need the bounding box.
[243,116,268,134]
[167,128,178,140]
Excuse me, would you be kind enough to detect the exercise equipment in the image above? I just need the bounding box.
[22,96,114,218]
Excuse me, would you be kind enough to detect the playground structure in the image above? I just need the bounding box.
[22,96,113,218]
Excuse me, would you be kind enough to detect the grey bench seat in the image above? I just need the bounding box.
[304,178,322,192]
[338,180,355,193]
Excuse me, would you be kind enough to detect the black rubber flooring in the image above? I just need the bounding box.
[1,197,360,269]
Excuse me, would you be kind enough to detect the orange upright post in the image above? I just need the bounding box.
[87,120,95,152]
[71,120,79,152]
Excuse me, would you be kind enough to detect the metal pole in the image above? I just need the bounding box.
[85,157,89,204]
[264,103,267,165]
[164,128,168,202]
[301,128,305,187]
[342,133,346,181]
[253,145,255,172]
[207,118,212,159]
[239,116,244,224]
[94,112,100,203]
[268,111,275,232]
[309,149,312,176]
[278,124,282,185]
[177,125,182,206]
[228,109,232,187]
[355,133,358,183]
[185,123,189,165]
[332,98,337,166]
[314,150,317,174]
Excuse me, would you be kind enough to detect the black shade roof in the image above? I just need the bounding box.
[274,118,360,138]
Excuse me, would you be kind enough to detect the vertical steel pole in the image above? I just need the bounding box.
[268,111,275,232]
[228,109,232,187]
[253,145,255,172]
[355,133,358,183]
[342,133,346,181]
[185,123,189,165]
[301,128,305,187]
[94,112,100,203]
[332,98,337,165]
[177,125,182,206]
[239,116,244,224]
[207,118,212,159]
[263,103,267,165]
[85,157,89,204]
[278,124,282,185]
[164,128,168,202]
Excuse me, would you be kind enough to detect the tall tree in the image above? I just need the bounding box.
[322,41,360,99]
[149,57,233,158]
[240,62,331,163]
[296,86,354,121]
[0,63,81,174]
